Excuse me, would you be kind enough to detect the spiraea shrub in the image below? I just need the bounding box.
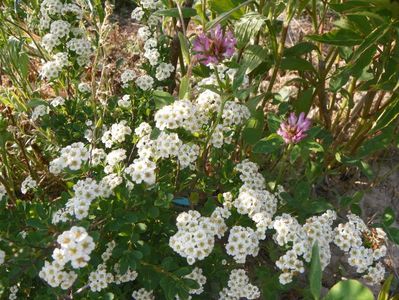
[0,0,398,299]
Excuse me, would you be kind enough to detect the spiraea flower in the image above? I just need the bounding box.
[192,24,236,66]
[277,112,311,144]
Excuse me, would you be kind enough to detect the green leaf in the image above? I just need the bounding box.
[242,109,264,145]
[18,52,30,79]
[370,97,399,135]
[309,243,322,300]
[284,42,319,57]
[237,45,269,77]
[378,274,394,300]
[329,1,372,13]
[206,0,254,30]
[155,8,197,18]
[179,76,190,99]
[235,12,266,48]
[280,57,314,71]
[289,144,301,164]
[385,227,399,245]
[253,134,283,154]
[382,207,395,227]
[208,0,246,20]
[307,29,362,46]
[324,280,374,300]
[178,32,190,66]
[340,191,364,208]
[26,218,46,230]
[294,88,314,114]
[153,90,174,108]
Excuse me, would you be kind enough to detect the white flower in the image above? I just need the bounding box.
[132,288,155,300]
[50,20,71,39]
[51,96,65,107]
[155,63,174,81]
[118,95,131,108]
[0,184,6,201]
[21,176,37,194]
[101,121,132,148]
[137,26,152,41]
[0,250,5,265]
[135,75,154,91]
[121,69,136,86]
[131,7,145,21]
[78,82,91,93]
[219,269,260,300]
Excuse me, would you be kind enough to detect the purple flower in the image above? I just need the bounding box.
[192,24,236,66]
[277,112,312,144]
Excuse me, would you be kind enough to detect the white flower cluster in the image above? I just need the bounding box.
[234,160,277,239]
[155,99,202,133]
[39,0,90,79]
[69,178,102,219]
[273,210,337,285]
[55,227,95,268]
[183,267,206,297]
[39,260,77,289]
[169,207,230,265]
[219,269,260,300]
[125,158,157,186]
[334,213,387,284]
[132,288,155,300]
[0,183,6,200]
[177,144,200,169]
[31,104,49,121]
[105,149,127,172]
[222,101,250,127]
[40,227,95,288]
[197,65,249,90]
[196,90,222,114]
[0,249,5,264]
[49,142,89,173]
[8,285,18,300]
[101,121,132,148]
[53,174,119,223]
[131,7,145,21]
[50,96,65,107]
[21,175,37,194]
[78,82,91,93]
[135,122,152,138]
[156,62,174,81]
[131,1,176,88]
[121,69,137,87]
[113,263,138,284]
[88,241,116,292]
[225,226,259,263]
[136,75,154,91]
[118,95,131,108]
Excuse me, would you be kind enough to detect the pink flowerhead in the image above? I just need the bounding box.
[192,24,236,66]
[277,112,312,144]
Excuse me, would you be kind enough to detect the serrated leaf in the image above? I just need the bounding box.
[235,12,266,48]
